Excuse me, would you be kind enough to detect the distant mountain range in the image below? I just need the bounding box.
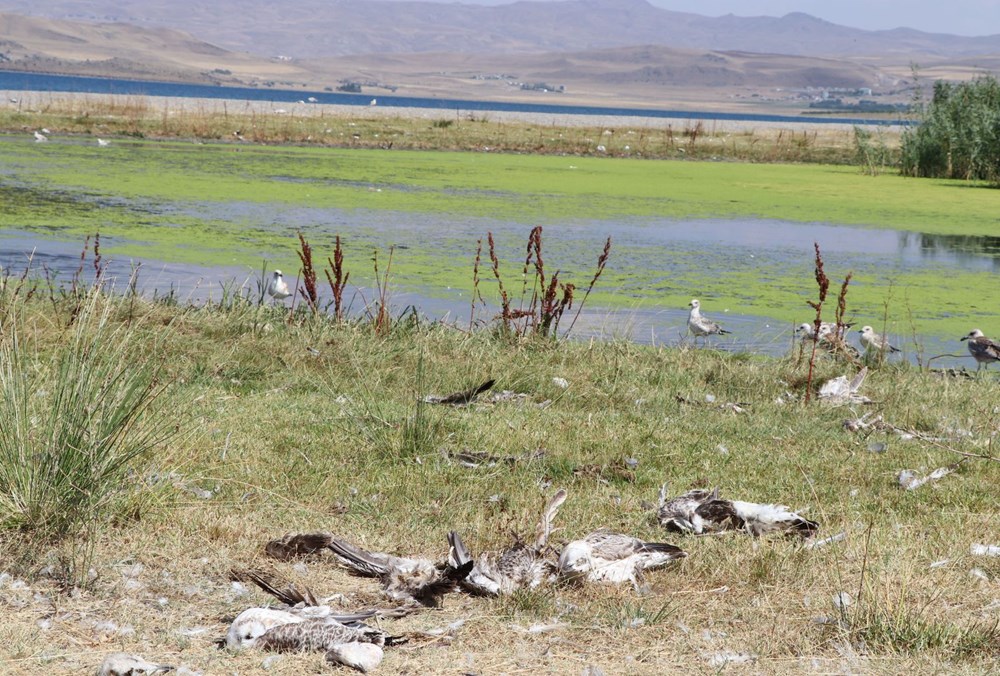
[0,0,999,60]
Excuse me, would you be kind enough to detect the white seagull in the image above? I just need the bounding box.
[266,269,291,302]
[687,299,730,339]
[960,329,1000,371]
[796,322,860,359]
[447,489,566,596]
[557,530,686,588]
[657,486,819,538]
[97,138,111,147]
[858,325,899,354]
[33,130,47,142]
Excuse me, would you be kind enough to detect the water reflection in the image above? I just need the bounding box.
[900,231,1000,268]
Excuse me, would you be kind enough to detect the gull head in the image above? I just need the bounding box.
[226,608,300,650]
[688,299,700,310]
[961,329,984,341]
[273,270,284,278]
[556,540,593,580]
[859,326,874,336]
[795,323,813,336]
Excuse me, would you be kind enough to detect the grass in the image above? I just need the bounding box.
[0,94,883,163]
[0,284,997,674]
[4,131,1000,339]
[0,287,173,586]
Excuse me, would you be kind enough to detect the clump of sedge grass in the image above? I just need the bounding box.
[0,290,174,585]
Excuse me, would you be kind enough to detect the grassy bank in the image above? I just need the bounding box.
[0,93,892,164]
[0,284,997,674]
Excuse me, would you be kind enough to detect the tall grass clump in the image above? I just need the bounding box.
[900,75,1000,183]
[0,290,173,581]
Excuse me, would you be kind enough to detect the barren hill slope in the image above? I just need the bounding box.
[1,0,999,60]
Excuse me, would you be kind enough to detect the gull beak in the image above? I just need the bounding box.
[960,336,969,341]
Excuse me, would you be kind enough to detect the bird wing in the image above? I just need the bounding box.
[327,538,394,577]
[534,488,568,549]
[232,567,319,607]
[427,378,496,405]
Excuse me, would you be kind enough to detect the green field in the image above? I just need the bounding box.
[2,135,999,339]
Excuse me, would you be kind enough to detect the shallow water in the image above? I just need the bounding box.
[0,217,986,370]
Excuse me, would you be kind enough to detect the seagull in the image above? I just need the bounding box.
[657,486,819,538]
[858,325,899,354]
[97,138,111,147]
[960,329,1000,371]
[797,322,852,341]
[447,489,566,596]
[96,654,173,676]
[327,537,473,606]
[33,130,47,142]
[226,606,404,673]
[687,299,730,339]
[265,532,471,606]
[266,269,291,302]
[370,98,377,106]
[557,530,687,588]
[796,322,860,359]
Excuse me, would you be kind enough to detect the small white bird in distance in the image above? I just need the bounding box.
[687,299,730,338]
[266,270,291,302]
[97,138,111,147]
[370,98,377,106]
[858,325,899,353]
[960,329,1000,371]
[33,130,47,142]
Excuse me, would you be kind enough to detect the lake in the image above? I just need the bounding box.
[0,70,908,127]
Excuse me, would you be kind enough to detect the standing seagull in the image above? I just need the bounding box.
[33,130,47,142]
[447,489,566,596]
[961,329,1000,372]
[858,326,899,354]
[557,530,686,588]
[266,269,291,302]
[687,299,730,340]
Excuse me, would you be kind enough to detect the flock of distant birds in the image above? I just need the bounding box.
[96,486,819,674]
[688,298,1000,371]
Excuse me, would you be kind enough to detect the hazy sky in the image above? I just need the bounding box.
[640,1,998,36]
[463,1,998,37]
[649,0,1000,35]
